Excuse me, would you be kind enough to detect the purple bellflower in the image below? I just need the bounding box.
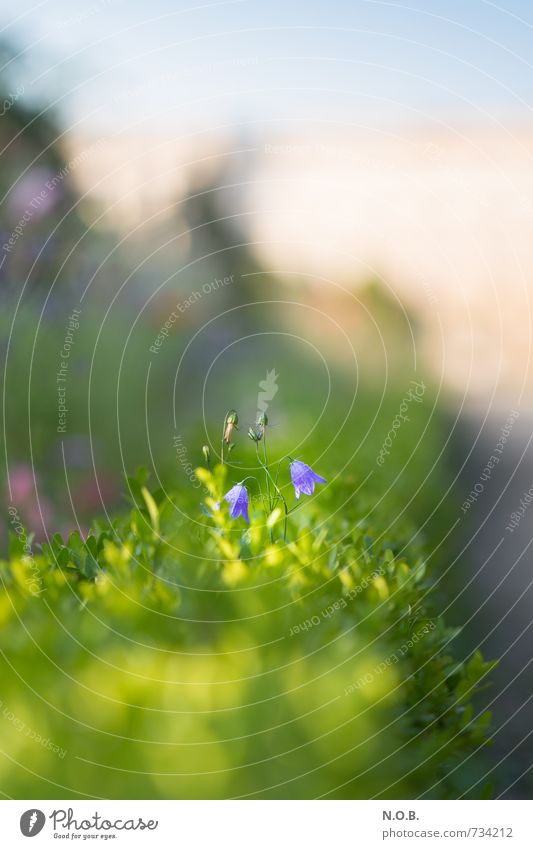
[290,460,326,499]
[223,483,250,523]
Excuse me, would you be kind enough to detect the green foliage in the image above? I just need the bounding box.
[0,435,495,798]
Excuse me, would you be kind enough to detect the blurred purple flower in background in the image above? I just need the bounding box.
[223,483,249,523]
[290,460,326,499]
[8,167,62,219]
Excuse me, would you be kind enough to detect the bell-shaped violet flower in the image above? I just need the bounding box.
[290,460,326,499]
[223,483,249,523]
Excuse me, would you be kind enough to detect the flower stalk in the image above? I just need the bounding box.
[205,405,325,544]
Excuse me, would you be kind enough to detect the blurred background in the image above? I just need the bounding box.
[1,0,533,797]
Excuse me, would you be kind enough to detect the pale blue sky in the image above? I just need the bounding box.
[1,0,532,134]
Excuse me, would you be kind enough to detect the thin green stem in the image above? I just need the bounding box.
[263,432,274,542]
[221,413,228,466]
[258,474,273,542]
[256,448,289,542]
[274,458,283,488]
[263,427,271,509]
[239,475,260,487]
[255,444,264,505]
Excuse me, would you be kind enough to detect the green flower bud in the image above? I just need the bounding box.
[256,412,268,427]
[223,409,239,443]
[202,445,210,465]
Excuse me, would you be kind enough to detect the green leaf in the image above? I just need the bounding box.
[267,507,282,529]
[141,486,160,535]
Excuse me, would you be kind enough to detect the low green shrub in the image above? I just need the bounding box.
[0,407,495,798]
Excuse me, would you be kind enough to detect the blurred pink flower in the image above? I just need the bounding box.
[7,463,54,541]
[8,463,35,503]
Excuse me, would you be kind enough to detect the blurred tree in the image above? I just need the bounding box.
[0,40,95,302]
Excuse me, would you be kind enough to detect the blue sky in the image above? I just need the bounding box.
[1,0,533,134]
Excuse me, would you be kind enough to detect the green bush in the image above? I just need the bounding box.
[0,397,495,799]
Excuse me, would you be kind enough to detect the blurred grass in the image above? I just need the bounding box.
[0,383,494,799]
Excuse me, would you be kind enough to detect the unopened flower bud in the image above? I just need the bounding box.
[202,445,210,466]
[223,409,239,443]
[256,412,268,427]
[248,426,262,442]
